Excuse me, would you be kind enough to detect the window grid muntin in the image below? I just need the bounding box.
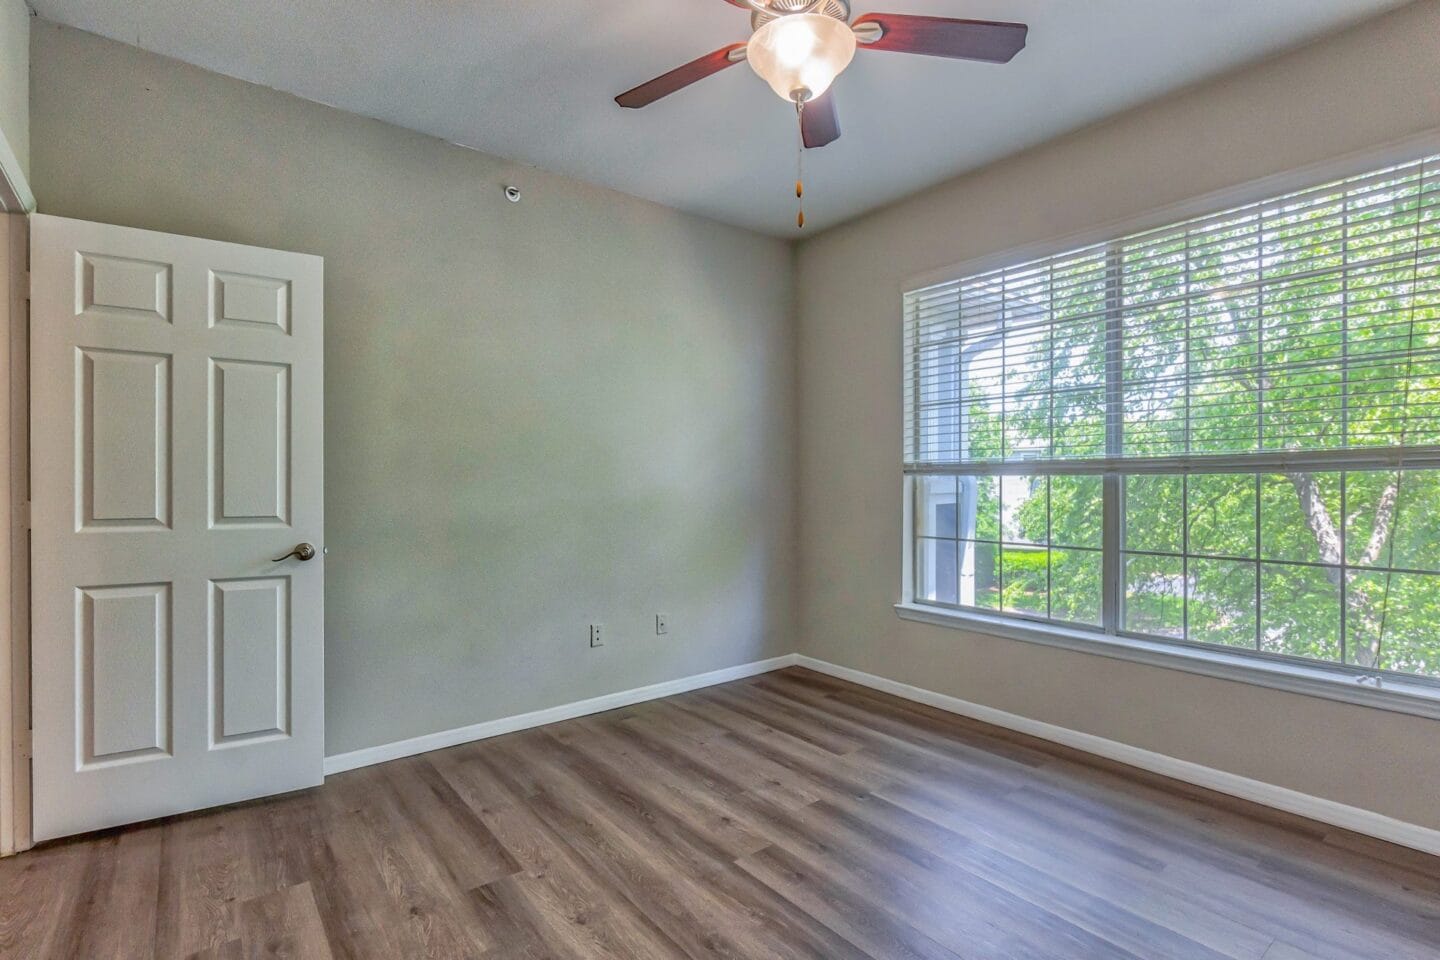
[1116,466,1440,676]
[911,474,1105,631]
[913,465,1440,681]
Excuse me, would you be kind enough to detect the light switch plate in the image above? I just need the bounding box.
[655,614,669,636]
[590,623,604,648]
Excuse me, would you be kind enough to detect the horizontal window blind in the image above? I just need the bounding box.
[905,155,1440,469]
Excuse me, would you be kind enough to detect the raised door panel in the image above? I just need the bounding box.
[210,359,290,527]
[77,348,171,530]
[76,252,171,324]
[210,578,289,744]
[78,583,172,767]
[210,271,291,334]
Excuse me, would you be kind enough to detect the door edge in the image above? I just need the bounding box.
[0,212,30,856]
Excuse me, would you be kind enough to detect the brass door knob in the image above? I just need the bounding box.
[272,542,317,562]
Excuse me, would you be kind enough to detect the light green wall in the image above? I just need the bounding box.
[795,0,1440,830]
[30,22,797,756]
[0,0,27,188]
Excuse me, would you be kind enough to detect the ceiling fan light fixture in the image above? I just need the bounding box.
[746,12,855,103]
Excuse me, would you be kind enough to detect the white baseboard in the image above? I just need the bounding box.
[793,655,1440,857]
[322,654,799,776]
[321,648,1440,858]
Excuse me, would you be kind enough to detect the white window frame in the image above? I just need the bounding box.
[896,129,1440,721]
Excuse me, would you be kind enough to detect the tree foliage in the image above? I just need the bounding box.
[919,162,1440,680]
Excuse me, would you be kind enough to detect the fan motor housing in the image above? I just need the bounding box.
[750,0,852,31]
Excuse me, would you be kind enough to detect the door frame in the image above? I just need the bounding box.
[0,211,28,857]
[0,123,32,217]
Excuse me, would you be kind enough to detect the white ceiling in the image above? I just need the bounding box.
[32,0,1414,236]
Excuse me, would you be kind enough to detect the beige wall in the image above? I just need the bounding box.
[0,0,27,189]
[795,0,1440,830]
[30,22,797,757]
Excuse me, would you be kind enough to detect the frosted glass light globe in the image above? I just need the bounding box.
[746,13,856,103]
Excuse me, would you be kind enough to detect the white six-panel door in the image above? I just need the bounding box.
[29,215,324,841]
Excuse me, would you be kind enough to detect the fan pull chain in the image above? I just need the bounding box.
[794,99,805,230]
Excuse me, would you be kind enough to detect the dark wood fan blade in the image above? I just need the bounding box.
[853,14,1027,63]
[615,44,747,108]
[801,89,840,149]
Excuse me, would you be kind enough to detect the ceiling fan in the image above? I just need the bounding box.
[614,0,1029,151]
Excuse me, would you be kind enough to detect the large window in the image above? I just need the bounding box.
[905,154,1440,685]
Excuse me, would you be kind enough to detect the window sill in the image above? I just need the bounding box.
[893,602,1440,722]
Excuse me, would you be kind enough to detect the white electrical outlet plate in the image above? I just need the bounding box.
[590,623,604,648]
[655,614,669,636]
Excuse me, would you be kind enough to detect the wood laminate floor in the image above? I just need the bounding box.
[2,667,1438,959]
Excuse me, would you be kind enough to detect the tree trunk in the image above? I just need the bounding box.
[1285,471,1400,669]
